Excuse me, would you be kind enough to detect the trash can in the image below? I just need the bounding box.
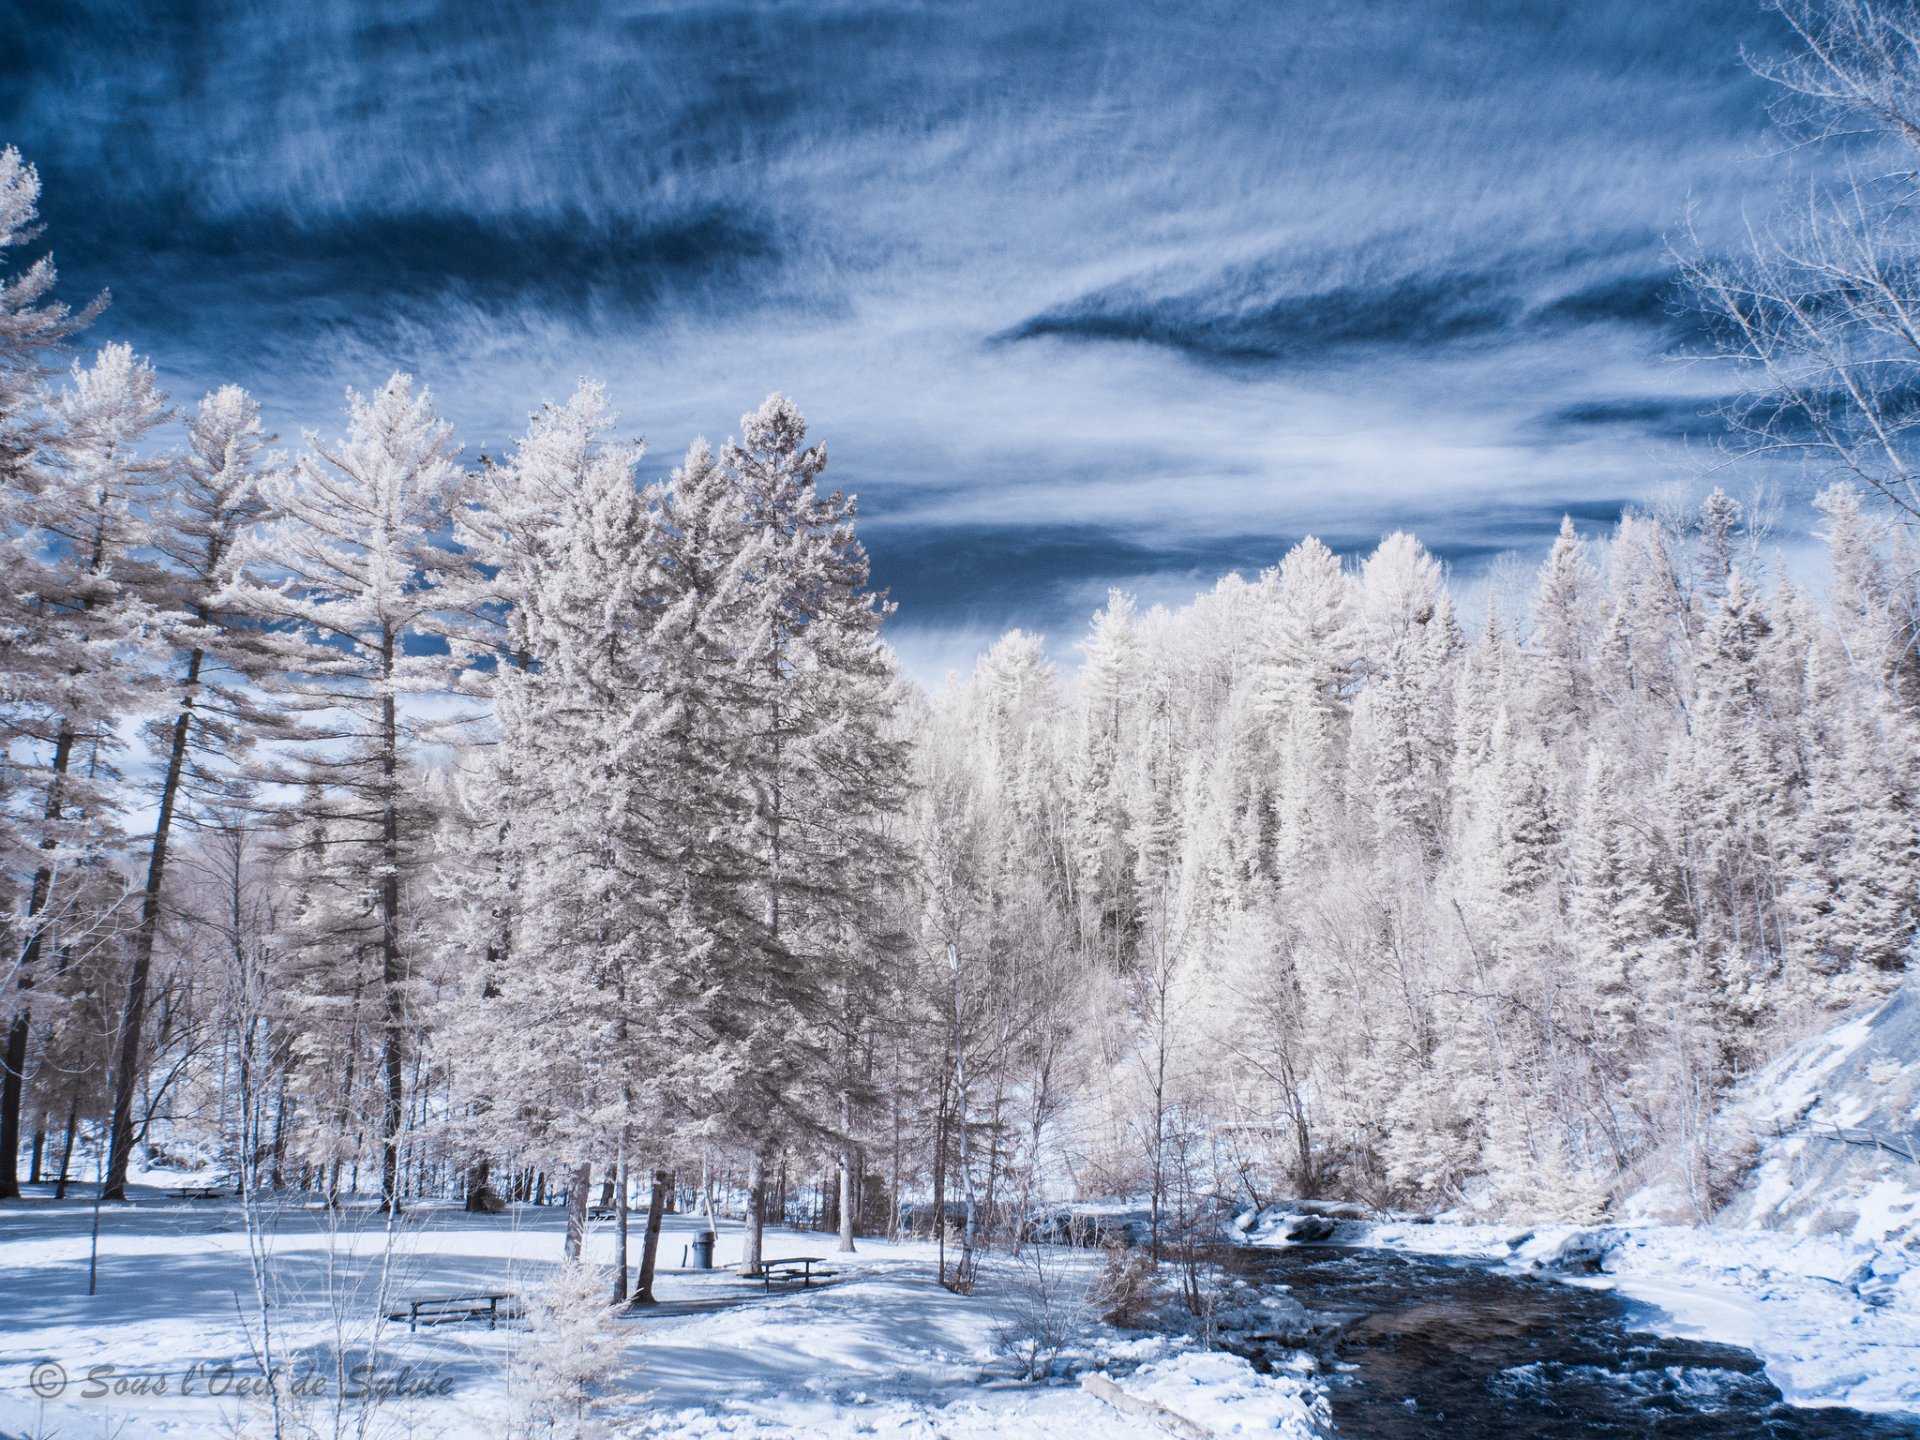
[690,1230,716,1270]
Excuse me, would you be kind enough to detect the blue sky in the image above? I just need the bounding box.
[5,0,1807,668]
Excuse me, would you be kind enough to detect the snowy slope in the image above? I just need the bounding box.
[1711,984,1920,1245]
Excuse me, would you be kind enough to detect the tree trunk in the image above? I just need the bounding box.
[889,1059,903,1238]
[29,1126,45,1185]
[465,1157,494,1212]
[1150,1000,1168,1265]
[54,1097,78,1200]
[102,651,203,1202]
[564,1163,592,1263]
[1,719,75,1202]
[932,1098,949,1285]
[612,1153,629,1303]
[836,1147,856,1254]
[741,1153,767,1275]
[377,656,406,1214]
[269,1071,288,1190]
[633,1167,668,1303]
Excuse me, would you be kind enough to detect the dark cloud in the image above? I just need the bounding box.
[1537,395,1718,439]
[1000,266,1526,367]
[48,191,786,347]
[999,256,1712,370]
[865,493,1642,638]
[1533,271,1678,331]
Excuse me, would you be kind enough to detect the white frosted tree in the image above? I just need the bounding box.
[1260,537,1356,891]
[1349,532,1458,862]
[683,396,910,1272]
[102,384,280,1199]
[0,146,102,496]
[1068,591,1145,966]
[1528,515,1600,736]
[2,343,169,1200]
[222,373,462,1209]
[437,380,649,1226]
[0,148,100,1201]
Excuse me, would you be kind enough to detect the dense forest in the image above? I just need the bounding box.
[2,118,1915,1302]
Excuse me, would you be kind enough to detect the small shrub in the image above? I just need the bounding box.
[1093,1243,1158,1328]
[501,1263,630,1440]
[992,1244,1096,1380]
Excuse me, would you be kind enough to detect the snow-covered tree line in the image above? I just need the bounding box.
[2,110,1917,1278]
[922,494,1918,1236]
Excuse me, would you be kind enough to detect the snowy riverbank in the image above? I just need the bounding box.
[1247,1211,1920,1416]
[1,1190,1327,1439]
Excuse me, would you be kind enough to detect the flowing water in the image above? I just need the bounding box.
[1220,1242,1920,1438]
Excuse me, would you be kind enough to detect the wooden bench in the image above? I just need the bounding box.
[750,1256,838,1290]
[386,1294,523,1332]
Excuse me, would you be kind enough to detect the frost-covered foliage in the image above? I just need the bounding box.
[501,1263,631,1440]
[918,493,1917,1222]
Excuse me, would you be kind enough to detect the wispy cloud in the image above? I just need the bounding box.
[4,0,1809,664]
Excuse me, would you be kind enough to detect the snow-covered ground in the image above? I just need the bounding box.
[0,1188,1326,1439]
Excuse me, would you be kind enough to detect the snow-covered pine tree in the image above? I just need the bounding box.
[437,380,649,1221]
[677,397,910,1273]
[1,343,170,1200]
[221,373,462,1209]
[1528,515,1599,738]
[474,411,682,1265]
[1681,569,1799,1055]
[0,148,99,1202]
[102,384,279,1200]
[1068,591,1145,967]
[1260,536,1356,890]
[0,146,102,498]
[1348,532,1458,863]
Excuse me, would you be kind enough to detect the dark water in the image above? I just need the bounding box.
[1220,1243,1920,1439]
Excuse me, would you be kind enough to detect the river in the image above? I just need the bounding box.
[1220,1241,1920,1438]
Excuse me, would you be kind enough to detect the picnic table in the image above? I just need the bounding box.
[748,1256,837,1290]
[386,1294,523,1332]
[586,1203,619,1221]
[176,1185,230,1200]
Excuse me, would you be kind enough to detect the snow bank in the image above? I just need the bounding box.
[1104,1350,1328,1438]
[1235,988,1920,1415]
[1711,984,1920,1245]
[1553,984,1920,1411]
[1572,1226,1920,1414]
